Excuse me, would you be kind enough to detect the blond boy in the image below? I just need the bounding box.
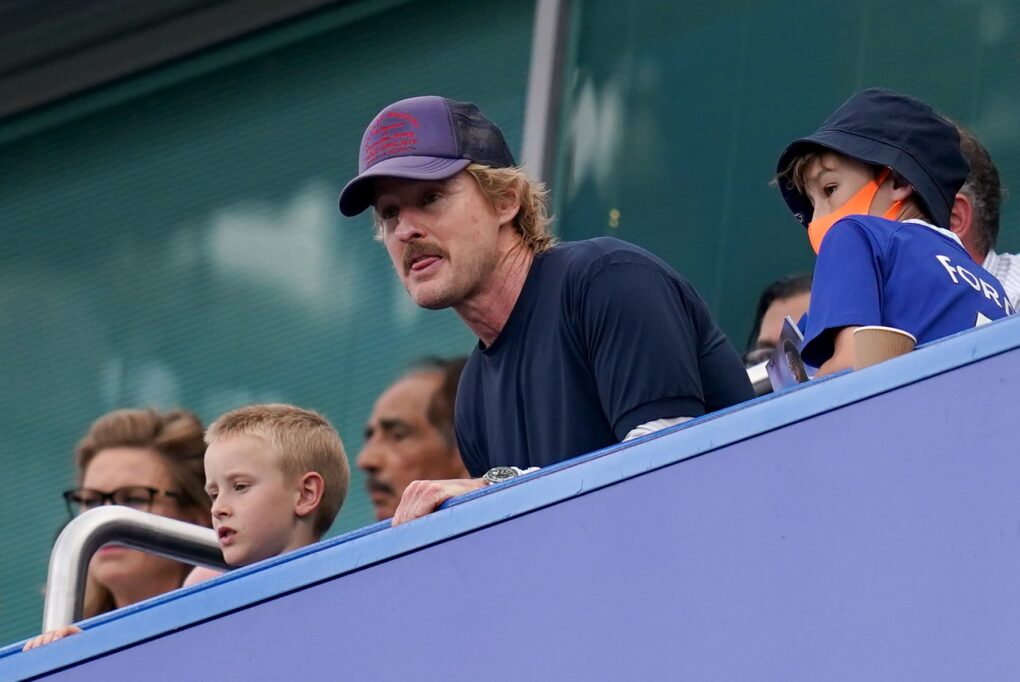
[189,403,349,579]
[25,405,348,651]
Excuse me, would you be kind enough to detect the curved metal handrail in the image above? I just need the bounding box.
[43,506,228,631]
[747,360,772,397]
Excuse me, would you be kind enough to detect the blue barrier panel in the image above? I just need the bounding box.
[5,316,1020,681]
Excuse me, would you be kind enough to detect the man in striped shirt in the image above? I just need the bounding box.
[949,126,1020,309]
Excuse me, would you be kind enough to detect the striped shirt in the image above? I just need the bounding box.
[983,250,1020,311]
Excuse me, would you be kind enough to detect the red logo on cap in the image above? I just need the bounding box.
[364,111,420,166]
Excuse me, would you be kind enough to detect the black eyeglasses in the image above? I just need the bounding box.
[62,487,183,518]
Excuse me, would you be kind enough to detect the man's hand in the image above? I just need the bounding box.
[392,478,486,526]
[22,625,83,651]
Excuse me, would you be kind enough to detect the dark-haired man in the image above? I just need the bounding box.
[744,273,812,367]
[358,358,469,521]
[948,126,1020,309]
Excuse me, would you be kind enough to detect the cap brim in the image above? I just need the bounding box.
[776,130,947,228]
[338,156,472,217]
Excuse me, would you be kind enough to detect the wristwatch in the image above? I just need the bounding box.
[482,466,536,485]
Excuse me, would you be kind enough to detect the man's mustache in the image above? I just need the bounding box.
[365,476,395,496]
[403,241,448,273]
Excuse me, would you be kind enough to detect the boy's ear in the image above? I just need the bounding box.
[294,472,325,519]
[889,173,915,202]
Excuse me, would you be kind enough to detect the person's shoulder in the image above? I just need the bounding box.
[890,218,971,256]
[822,215,895,253]
[831,214,893,236]
[546,237,671,276]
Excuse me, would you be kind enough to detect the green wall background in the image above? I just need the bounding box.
[556,0,1020,348]
[0,0,535,644]
[3,0,1019,647]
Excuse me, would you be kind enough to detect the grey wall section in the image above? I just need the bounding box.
[555,0,1020,348]
[0,0,535,644]
[6,317,1020,679]
[0,0,340,119]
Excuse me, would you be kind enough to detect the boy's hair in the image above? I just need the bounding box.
[775,148,934,223]
[206,404,349,537]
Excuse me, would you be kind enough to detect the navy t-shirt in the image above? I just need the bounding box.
[455,237,753,477]
[802,216,1014,366]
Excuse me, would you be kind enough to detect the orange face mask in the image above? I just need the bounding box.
[806,168,904,254]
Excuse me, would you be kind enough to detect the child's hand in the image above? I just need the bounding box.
[22,625,83,651]
[183,566,224,587]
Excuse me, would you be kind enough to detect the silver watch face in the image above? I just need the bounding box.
[484,466,519,484]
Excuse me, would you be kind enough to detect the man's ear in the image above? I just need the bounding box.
[949,192,974,239]
[294,472,325,519]
[494,187,522,227]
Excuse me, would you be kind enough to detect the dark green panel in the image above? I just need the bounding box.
[556,0,1020,349]
[0,0,534,644]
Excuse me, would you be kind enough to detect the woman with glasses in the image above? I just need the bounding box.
[72,407,211,613]
[25,408,211,650]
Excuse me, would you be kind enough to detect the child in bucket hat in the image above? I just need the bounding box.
[774,88,1013,374]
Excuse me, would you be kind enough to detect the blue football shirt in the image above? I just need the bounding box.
[802,216,1014,367]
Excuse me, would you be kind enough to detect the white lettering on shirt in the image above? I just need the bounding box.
[956,265,981,291]
[980,279,1002,308]
[936,255,959,284]
[935,254,1005,310]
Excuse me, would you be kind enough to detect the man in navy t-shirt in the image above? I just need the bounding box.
[455,236,751,477]
[775,89,1013,374]
[339,96,752,523]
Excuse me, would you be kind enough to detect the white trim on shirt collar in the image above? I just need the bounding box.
[902,218,964,247]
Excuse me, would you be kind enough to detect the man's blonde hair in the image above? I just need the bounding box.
[372,165,556,253]
[465,163,556,254]
[205,404,349,537]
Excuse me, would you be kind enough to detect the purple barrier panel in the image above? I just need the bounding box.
[17,341,1020,681]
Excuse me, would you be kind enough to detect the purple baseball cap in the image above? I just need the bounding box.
[338,96,516,216]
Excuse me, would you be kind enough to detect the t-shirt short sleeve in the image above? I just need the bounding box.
[579,259,707,440]
[802,218,883,366]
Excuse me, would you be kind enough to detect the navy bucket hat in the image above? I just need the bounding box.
[339,96,516,217]
[776,88,968,229]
